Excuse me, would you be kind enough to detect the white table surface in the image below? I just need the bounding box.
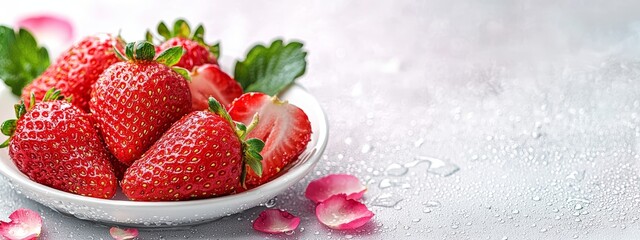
[2,0,640,239]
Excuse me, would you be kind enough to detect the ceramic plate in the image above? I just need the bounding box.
[0,84,328,227]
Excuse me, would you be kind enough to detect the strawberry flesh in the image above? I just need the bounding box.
[121,111,242,201]
[189,64,243,111]
[8,101,117,199]
[229,92,312,187]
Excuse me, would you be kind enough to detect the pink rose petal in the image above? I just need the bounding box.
[253,209,300,234]
[17,14,74,43]
[109,227,138,240]
[316,194,374,230]
[305,174,367,204]
[0,208,43,240]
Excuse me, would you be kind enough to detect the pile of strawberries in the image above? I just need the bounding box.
[0,20,312,201]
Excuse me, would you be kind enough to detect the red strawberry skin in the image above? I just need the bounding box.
[228,92,312,187]
[90,62,192,165]
[159,37,217,71]
[8,101,117,199]
[121,111,242,201]
[189,64,243,111]
[22,34,121,112]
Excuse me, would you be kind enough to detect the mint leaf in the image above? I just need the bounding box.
[234,40,306,96]
[0,26,50,96]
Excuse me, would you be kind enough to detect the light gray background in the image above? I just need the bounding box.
[1,1,640,239]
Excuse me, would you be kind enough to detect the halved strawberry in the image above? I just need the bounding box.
[228,92,312,187]
[189,64,243,111]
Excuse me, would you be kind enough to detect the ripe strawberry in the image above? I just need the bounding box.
[189,64,243,111]
[121,98,264,201]
[228,92,312,187]
[1,89,117,199]
[90,41,192,165]
[21,34,123,112]
[147,19,219,71]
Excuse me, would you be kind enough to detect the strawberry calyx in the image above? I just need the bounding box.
[207,97,264,188]
[1,88,65,148]
[146,19,220,59]
[113,40,191,80]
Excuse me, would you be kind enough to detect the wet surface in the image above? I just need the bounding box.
[2,0,640,239]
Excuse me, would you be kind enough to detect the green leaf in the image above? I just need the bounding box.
[14,103,25,119]
[236,122,247,138]
[113,46,127,61]
[245,138,265,153]
[173,19,190,38]
[207,97,234,127]
[42,88,62,101]
[171,67,190,81]
[193,24,205,42]
[210,42,220,59]
[157,22,171,41]
[156,46,184,67]
[234,40,307,96]
[124,42,135,60]
[145,30,154,42]
[0,138,9,148]
[247,149,263,161]
[0,26,50,96]
[134,41,156,61]
[1,119,16,136]
[245,157,263,177]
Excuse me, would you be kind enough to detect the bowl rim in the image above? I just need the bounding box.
[0,84,329,209]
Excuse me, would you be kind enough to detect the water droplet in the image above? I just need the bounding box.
[285,230,294,235]
[385,163,408,176]
[423,208,432,213]
[414,138,424,147]
[416,156,460,176]
[265,197,277,208]
[575,217,581,222]
[378,179,393,189]
[412,218,421,222]
[451,224,459,229]
[566,170,586,181]
[404,159,431,168]
[361,144,373,153]
[371,193,403,208]
[574,204,583,210]
[345,235,353,239]
[540,228,547,233]
[423,201,442,208]
[532,196,541,201]
[567,198,590,204]
[512,210,519,214]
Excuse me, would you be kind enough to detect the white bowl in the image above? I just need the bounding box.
[0,84,328,227]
